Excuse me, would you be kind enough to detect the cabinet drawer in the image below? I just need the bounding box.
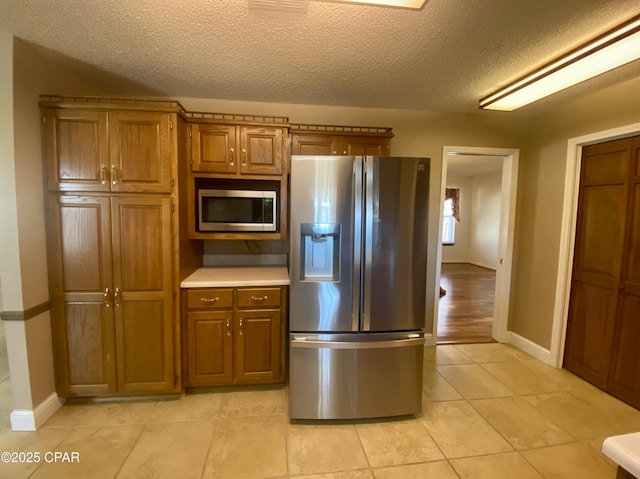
[237,288,281,308]
[187,289,234,309]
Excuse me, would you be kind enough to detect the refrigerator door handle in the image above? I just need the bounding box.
[290,336,424,349]
[361,156,374,331]
[352,156,363,331]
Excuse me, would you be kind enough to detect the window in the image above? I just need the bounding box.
[443,188,459,245]
[442,198,456,245]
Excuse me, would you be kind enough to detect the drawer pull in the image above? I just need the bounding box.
[251,295,268,302]
[200,297,220,303]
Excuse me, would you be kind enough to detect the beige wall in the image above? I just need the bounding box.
[510,75,640,349]
[469,171,502,270]
[0,33,22,312]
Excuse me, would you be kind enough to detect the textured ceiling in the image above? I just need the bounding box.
[1,0,639,113]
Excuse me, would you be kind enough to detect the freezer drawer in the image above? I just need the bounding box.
[289,333,424,419]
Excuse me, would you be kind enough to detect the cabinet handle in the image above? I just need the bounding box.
[114,287,121,306]
[242,148,246,165]
[104,287,111,308]
[332,150,337,155]
[100,166,108,185]
[111,165,118,185]
[251,295,268,302]
[239,318,243,335]
[342,150,347,154]
[230,147,235,166]
[200,297,219,303]
[226,318,231,337]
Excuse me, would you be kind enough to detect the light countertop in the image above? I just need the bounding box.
[181,266,290,288]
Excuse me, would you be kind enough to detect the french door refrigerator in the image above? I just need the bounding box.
[289,155,430,420]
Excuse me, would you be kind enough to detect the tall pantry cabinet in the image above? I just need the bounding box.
[42,97,193,397]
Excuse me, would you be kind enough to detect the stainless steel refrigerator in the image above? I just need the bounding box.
[289,155,430,420]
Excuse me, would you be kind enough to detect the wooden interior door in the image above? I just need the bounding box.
[234,310,281,383]
[108,111,172,193]
[240,126,284,175]
[111,196,174,392]
[191,124,237,174]
[564,138,631,387]
[608,138,640,408]
[44,110,110,192]
[47,195,117,395]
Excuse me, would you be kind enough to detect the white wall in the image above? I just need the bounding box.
[441,175,472,263]
[441,171,502,269]
[469,171,502,269]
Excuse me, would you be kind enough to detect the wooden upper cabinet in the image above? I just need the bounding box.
[291,134,334,156]
[44,109,173,193]
[344,136,391,156]
[44,110,110,192]
[190,123,285,176]
[240,126,284,175]
[290,128,393,157]
[191,124,237,174]
[108,111,173,193]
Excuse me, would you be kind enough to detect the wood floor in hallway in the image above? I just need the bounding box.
[438,263,496,344]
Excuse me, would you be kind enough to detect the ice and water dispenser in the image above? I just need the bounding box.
[299,223,341,281]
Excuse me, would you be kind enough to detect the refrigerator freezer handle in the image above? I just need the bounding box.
[352,157,363,331]
[290,336,425,349]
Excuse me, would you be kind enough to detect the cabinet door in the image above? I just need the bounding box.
[291,134,335,156]
[343,136,391,156]
[240,126,284,175]
[47,195,117,396]
[187,311,233,386]
[234,310,281,383]
[191,124,237,174]
[108,111,172,193]
[44,110,110,192]
[111,196,175,392]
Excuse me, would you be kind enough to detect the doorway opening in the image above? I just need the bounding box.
[433,146,519,345]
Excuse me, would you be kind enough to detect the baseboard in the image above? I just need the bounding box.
[424,333,436,347]
[507,332,553,365]
[469,261,497,271]
[10,392,63,431]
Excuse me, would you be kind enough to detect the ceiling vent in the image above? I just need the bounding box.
[248,0,309,13]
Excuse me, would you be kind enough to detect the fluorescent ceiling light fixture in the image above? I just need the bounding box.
[316,0,427,10]
[480,14,640,111]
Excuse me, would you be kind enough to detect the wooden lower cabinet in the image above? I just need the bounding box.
[47,194,177,396]
[184,286,286,387]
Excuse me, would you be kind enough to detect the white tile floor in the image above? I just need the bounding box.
[0,343,636,478]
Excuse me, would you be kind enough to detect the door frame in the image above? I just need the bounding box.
[550,121,640,367]
[431,146,519,344]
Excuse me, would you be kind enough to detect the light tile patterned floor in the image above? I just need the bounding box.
[0,343,637,478]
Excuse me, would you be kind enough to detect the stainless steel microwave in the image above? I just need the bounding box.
[198,189,277,232]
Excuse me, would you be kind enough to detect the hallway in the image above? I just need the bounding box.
[438,263,496,344]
